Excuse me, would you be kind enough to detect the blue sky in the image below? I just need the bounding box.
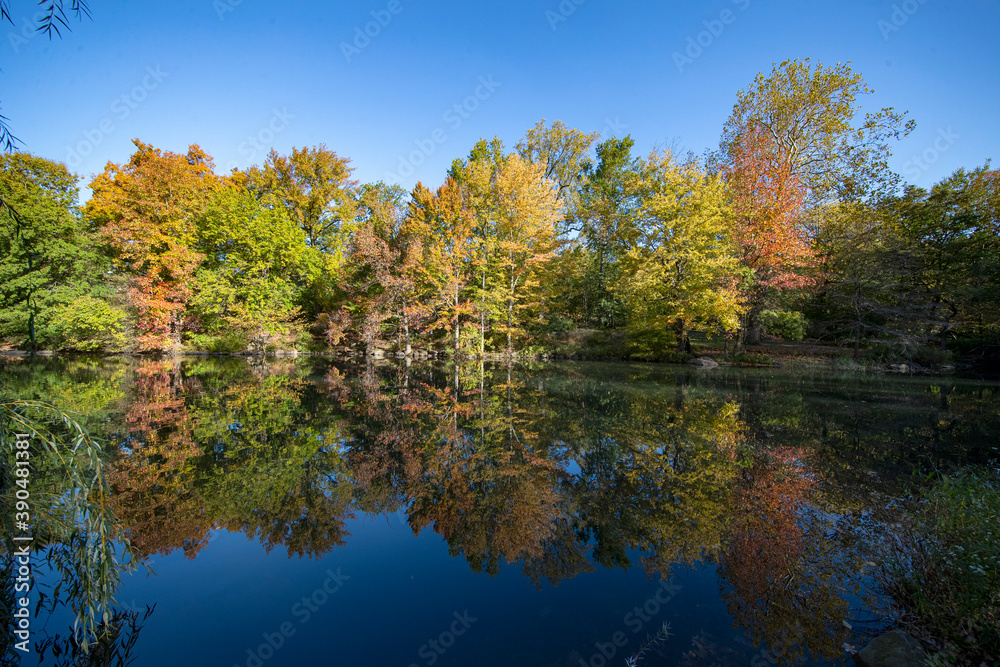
[3,0,998,196]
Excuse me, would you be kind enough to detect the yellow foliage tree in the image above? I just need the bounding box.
[616,151,742,353]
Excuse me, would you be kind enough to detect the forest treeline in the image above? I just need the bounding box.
[1,59,998,361]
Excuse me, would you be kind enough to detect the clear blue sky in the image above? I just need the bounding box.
[4,0,998,196]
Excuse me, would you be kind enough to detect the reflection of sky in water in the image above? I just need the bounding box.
[115,525,747,667]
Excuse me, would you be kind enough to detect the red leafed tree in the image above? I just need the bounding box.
[332,216,423,354]
[86,140,222,352]
[724,123,815,343]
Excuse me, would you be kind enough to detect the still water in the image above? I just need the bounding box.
[3,356,999,666]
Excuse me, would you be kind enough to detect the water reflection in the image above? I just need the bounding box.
[0,397,148,665]
[3,356,999,664]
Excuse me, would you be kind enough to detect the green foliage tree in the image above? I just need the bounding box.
[0,153,104,350]
[574,137,643,328]
[191,186,315,353]
[246,145,358,259]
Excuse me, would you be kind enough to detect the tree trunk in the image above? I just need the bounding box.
[403,307,411,356]
[745,310,762,346]
[674,319,691,353]
[454,286,460,358]
[480,269,486,358]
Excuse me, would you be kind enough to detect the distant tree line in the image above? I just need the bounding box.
[1,59,997,360]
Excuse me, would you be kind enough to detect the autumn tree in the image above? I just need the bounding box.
[403,178,477,355]
[718,59,913,344]
[516,119,599,232]
[331,181,424,355]
[108,359,208,558]
[87,141,221,352]
[723,123,814,345]
[462,153,561,354]
[616,151,741,354]
[719,59,913,208]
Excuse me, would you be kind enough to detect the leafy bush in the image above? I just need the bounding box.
[760,309,808,341]
[185,332,248,353]
[658,350,694,364]
[50,296,129,353]
[624,327,674,359]
[914,346,955,367]
[734,352,772,366]
[876,469,1000,664]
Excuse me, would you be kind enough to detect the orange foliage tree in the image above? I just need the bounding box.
[724,124,815,343]
[86,141,222,352]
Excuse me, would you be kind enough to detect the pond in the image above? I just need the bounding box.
[2,356,999,666]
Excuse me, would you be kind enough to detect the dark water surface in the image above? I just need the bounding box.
[3,356,999,666]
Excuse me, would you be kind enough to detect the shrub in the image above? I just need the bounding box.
[50,296,129,353]
[760,310,808,341]
[625,327,675,359]
[876,469,1000,664]
[185,331,248,353]
[734,352,772,366]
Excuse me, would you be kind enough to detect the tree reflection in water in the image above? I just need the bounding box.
[5,356,999,664]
